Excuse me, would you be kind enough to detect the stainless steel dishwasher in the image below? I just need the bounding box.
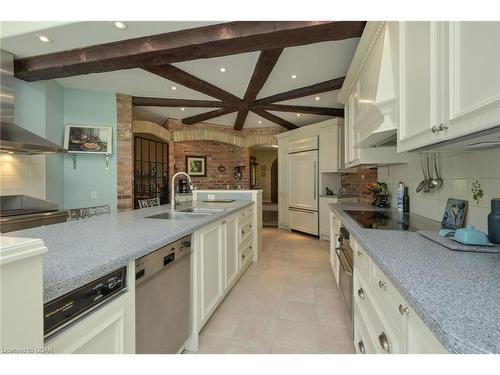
[135,235,192,354]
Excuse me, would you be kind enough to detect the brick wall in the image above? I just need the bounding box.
[116,94,133,211]
[172,141,250,190]
[341,168,378,202]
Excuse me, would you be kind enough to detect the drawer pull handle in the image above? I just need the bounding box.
[378,280,387,290]
[431,125,439,133]
[378,332,390,352]
[357,288,365,300]
[242,231,245,236]
[358,340,366,354]
[242,254,246,260]
[399,304,410,315]
[357,251,362,257]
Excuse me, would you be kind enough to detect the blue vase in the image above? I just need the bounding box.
[488,198,500,244]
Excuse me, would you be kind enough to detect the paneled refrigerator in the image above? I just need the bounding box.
[288,137,319,236]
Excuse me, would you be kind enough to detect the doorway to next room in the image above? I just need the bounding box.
[249,145,278,227]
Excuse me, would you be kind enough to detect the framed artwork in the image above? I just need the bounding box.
[64,124,112,154]
[261,165,266,171]
[441,198,468,229]
[186,155,207,177]
[261,171,266,177]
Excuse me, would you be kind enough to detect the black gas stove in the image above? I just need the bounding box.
[344,210,441,232]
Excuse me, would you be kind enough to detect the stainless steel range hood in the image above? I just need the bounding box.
[0,49,67,154]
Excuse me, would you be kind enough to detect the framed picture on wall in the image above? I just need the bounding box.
[186,155,207,177]
[261,171,266,177]
[261,165,266,171]
[64,124,113,154]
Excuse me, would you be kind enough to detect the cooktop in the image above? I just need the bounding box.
[344,210,442,232]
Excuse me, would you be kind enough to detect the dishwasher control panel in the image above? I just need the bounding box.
[135,234,192,286]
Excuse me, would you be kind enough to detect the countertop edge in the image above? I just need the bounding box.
[329,203,493,354]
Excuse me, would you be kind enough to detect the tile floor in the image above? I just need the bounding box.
[194,228,354,354]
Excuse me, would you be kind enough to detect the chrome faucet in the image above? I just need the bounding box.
[171,172,193,211]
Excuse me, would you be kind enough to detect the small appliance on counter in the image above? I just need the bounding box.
[367,182,391,208]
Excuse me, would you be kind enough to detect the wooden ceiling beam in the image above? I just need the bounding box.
[251,108,298,130]
[243,48,283,103]
[233,48,282,130]
[143,64,241,103]
[254,104,344,117]
[14,21,366,81]
[132,96,226,108]
[181,107,238,125]
[254,76,345,105]
[233,109,249,131]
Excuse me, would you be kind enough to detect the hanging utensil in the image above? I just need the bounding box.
[424,154,433,193]
[416,155,427,193]
[431,153,443,188]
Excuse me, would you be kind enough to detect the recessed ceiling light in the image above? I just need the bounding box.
[171,86,177,91]
[296,113,301,117]
[258,120,262,124]
[180,107,185,111]
[219,67,227,73]
[36,35,51,43]
[113,21,127,30]
[291,74,297,79]
[315,96,321,101]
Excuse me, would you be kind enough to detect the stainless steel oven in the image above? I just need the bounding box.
[337,227,353,318]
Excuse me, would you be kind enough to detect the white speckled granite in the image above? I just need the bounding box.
[330,203,500,354]
[9,200,253,303]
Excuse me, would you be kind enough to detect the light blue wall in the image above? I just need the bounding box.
[62,88,117,210]
[44,81,64,204]
[14,80,118,210]
[14,79,64,204]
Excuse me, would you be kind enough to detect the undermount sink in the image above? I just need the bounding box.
[145,211,214,220]
[177,207,224,214]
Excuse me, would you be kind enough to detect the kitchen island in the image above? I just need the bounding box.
[1,197,261,353]
[330,203,500,354]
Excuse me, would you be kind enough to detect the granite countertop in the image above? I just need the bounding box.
[330,203,500,354]
[8,200,253,303]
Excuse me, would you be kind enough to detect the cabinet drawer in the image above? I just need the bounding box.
[354,271,405,354]
[371,263,410,335]
[352,239,372,281]
[239,242,253,269]
[238,206,253,223]
[239,221,253,244]
[354,303,376,354]
[288,136,318,153]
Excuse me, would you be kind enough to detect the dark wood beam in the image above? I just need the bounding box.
[251,108,298,130]
[233,48,282,130]
[14,21,366,81]
[254,77,346,105]
[182,107,238,125]
[143,64,240,103]
[243,49,283,103]
[233,109,249,131]
[254,104,344,117]
[132,96,225,108]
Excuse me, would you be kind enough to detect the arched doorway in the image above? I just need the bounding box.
[271,158,278,203]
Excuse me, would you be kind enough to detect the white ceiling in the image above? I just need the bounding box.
[1,21,359,129]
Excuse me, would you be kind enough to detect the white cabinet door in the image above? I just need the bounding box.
[397,22,445,152]
[445,21,500,138]
[320,197,337,238]
[198,221,224,325]
[223,214,239,290]
[46,290,135,354]
[319,126,341,172]
[407,308,448,354]
[288,150,318,211]
[329,211,341,286]
[278,137,289,228]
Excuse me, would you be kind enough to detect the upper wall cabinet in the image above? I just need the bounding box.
[445,22,500,138]
[338,22,409,168]
[395,21,500,152]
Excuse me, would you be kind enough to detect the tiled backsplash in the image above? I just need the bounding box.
[378,148,500,232]
[0,153,46,199]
